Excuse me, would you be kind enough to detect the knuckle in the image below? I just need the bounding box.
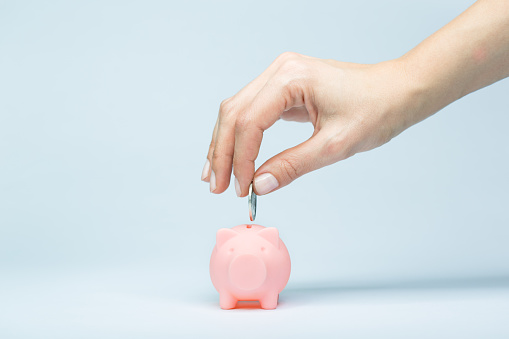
[323,136,341,157]
[232,155,248,173]
[211,151,228,164]
[211,151,221,163]
[280,76,302,93]
[272,75,304,109]
[279,57,310,76]
[276,51,300,63]
[279,157,300,182]
[323,134,354,161]
[212,140,234,163]
[274,62,313,98]
[219,97,235,118]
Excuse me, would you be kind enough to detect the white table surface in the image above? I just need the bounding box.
[2,266,508,339]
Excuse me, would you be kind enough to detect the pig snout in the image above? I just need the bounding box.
[228,254,267,290]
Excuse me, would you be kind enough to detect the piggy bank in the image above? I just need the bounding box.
[210,224,291,309]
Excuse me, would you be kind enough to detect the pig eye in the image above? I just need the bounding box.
[261,247,265,252]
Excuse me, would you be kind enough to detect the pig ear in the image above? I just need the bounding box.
[258,227,279,249]
[216,228,238,248]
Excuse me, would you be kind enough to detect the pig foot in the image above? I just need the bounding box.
[259,292,278,310]
[219,293,237,309]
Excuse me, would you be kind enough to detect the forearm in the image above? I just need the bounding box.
[400,0,509,128]
[204,1,509,195]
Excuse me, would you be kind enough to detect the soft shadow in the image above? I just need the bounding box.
[279,276,509,307]
[198,276,509,310]
[235,301,262,309]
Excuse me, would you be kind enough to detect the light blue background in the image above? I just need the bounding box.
[1,0,508,338]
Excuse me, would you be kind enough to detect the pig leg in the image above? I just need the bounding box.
[259,291,278,310]
[219,292,237,309]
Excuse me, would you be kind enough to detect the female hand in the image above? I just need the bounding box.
[201,52,420,196]
[202,0,509,197]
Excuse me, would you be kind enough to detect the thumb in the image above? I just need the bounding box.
[253,132,330,195]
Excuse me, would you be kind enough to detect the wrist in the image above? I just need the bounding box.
[368,57,435,140]
[392,55,451,131]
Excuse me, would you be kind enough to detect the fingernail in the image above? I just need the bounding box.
[254,173,279,195]
[201,159,210,182]
[234,177,241,197]
[210,170,216,193]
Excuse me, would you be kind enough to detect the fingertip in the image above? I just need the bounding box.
[209,170,216,193]
[253,172,279,196]
[201,159,211,182]
[212,184,230,194]
[209,163,232,194]
[232,165,254,198]
[234,177,241,197]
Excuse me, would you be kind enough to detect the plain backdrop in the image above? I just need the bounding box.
[1,0,508,338]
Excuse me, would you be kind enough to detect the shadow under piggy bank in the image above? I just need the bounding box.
[278,276,509,309]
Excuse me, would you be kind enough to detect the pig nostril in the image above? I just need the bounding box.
[246,225,252,229]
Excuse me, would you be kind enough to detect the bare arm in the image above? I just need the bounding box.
[202,0,509,196]
[401,0,509,130]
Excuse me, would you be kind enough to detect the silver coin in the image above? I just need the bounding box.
[248,182,257,221]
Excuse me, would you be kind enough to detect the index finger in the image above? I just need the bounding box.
[233,77,302,197]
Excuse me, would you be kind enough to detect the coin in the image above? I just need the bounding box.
[248,182,257,221]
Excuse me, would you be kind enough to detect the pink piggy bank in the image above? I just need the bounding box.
[210,224,291,309]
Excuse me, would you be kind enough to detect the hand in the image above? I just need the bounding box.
[202,0,509,197]
[201,52,420,196]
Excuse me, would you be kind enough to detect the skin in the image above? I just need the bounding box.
[202,0,509,197]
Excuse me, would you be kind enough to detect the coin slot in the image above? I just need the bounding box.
[246,225,252,229]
